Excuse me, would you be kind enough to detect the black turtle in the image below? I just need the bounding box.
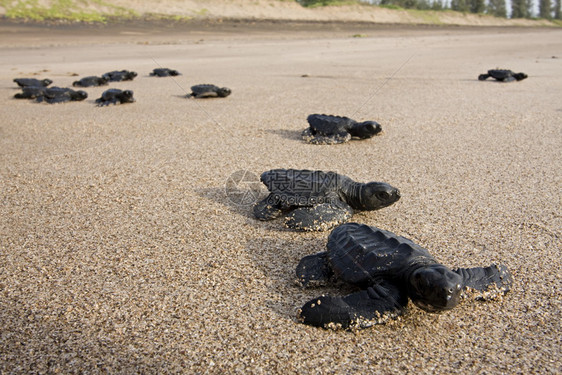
[38,87,88,103]
[72,76,108,87]
[296,223,512,330]
[102,70,138,82]
[253,169,400,231]
[478,69,527,82]
[95,89,135,106]
[187,84,231,98]
[13,78,53,88]
[14,86,47,99]
[302,114,382,145]
[15,86,87,103]
[149,68,181,77]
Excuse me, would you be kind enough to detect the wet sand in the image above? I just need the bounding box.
[0,21,561,373]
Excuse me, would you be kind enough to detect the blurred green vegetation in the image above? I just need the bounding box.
[0,0,137,22]
[0,0,560,22]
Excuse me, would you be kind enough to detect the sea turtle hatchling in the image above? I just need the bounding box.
[253,169,400,231]
[13,78,53,88]
[14,86,48,100]
[187,84,231,98]
[102,70,138,82]
[95,89,135,106]
[38,87,87,103]
[302,114,382,144]
[73,76,109,87]
[478,69,528,82]
[149,68,181,77]
[15,86,87,103]
[296,223,512,330]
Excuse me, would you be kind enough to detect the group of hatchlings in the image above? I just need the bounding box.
[12,67,231,105]
[12,67,525,330]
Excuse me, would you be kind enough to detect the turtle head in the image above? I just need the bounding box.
[408,264,462,313]
[73,90,88,101]
[120,90,135,103]
[359,182,400,210]
[42,79,53,86]
[349,121,382,139]
[217,87,232,97]
[513,72,528,81]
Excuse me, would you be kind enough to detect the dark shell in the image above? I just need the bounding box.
[102,70,137,82]
[14,86,47,99]
[326,223,435,286]
[487,69,514,80]
[303,114,382,144]
[14,78,52,88]
[40,87,88,103]
[260,169,347,206]
[189,84,231,98]
[150,68,181,77]
[479,69,527,82]
[72,76,108,87]
[95,89,135,106]
[307,114,353,135]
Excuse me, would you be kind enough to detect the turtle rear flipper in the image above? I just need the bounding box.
[285,201,353,231]
[296,251,333,287]
[454,264,512,300]
[301,127,351,144]
[297,281,408,330]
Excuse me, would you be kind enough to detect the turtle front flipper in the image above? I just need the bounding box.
[297,281,408,330]
[285,201,353,231]
[44,94,72,104]
[253,194,285,221]
[478,74,490,81]
[454,264,512,300]
[296,252,333,287]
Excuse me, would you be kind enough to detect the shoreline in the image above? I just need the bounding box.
[1,17,559,48]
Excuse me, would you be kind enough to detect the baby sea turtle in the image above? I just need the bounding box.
[95,89,135,106]
[73,76,109,87]
[302,114,382,145]
[13,78,52,88]
[14,86,47,99]
[478,69,528,82]
[187,84,231,98]
[296,223,512,330]
[15,86,87,103]
[102,70,138,82]
[149,68,181,77]
[38,87,87,103]
[253,169,400,231]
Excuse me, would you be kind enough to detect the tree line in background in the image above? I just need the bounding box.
[298,0,562,19]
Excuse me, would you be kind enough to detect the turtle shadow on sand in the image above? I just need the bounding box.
[194,186,267,221]
[265,128,303,141]
[243,235,352,320]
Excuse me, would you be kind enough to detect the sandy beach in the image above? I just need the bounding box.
[1,20,561,373]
